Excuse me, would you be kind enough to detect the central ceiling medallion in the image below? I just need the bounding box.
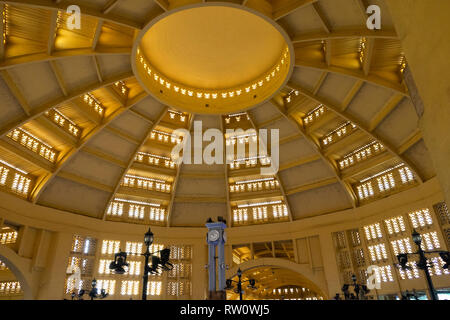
[132,3,294,114]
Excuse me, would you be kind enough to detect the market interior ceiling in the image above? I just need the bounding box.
[0,0,435,227]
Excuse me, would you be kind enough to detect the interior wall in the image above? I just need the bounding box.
[0,177,449,300]
[385,0,450,206]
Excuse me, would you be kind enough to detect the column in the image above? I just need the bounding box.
[385,0,450,204]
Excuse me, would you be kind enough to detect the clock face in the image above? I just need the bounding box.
[208,230,220,242]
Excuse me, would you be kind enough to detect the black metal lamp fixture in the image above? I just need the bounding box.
[106,227,173,301]
[396,229,449,301]
[88,278,109,300]
[70,279,108,300]
[225,268,257,300]
[339,274,370,300]
[109,251,129,274]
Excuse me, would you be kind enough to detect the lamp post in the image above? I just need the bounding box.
[142,227,154,301]
[108,227,173,301]
[70,278,108,300]
[339,274,370,300]
[225,268,256,300]
[396,229,450,300]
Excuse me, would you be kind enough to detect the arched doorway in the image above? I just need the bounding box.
[0,245,33,300]
[226,258,328,300]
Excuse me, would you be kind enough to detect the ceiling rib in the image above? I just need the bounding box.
[270,99,357,208]
[273,0,318,21]
[220,115,232,227]
[31,90,148,203]
[293,62,408,95]
[0,138,54,172]
[0,71,134,138]
[0,0,142,29]
[0,70,32,115]
[311,2,331,33]
[92,20,104,51]
[58,170,114,193]
[153,0,169,11]
[49,60,68,96]
[287,82,424,184]
[0,3,4,60]
[0,49,131,72]
[292,29,398,43]
[166,115,194,227]
[101,106,169,220]
[47,10,58,55]
[247,111,294,222]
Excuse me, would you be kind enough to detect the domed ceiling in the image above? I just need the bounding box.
[0,0,436,228]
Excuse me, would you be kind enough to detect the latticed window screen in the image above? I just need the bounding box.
[120,280,139,296]
[0,225,18,245]
[168,262,192,279]
[0,260,8,271]
[147,281,162,296]
[67,256,94,276]
[342,271,354,284]
[350,229,361,246]
[65,235,97,295]
[0,282,22,296]
[170,245,193,260]
[444,228,450,249]
[353,248,365,267]
[433,202,450,249]
[71,235,96,255]
[357,268,368,284]
[384,216,406,236]
[65,277,89,294]
[166,280,192,296]
[333,231,346,249]
[433,202,450,225]
[337,251,351,270]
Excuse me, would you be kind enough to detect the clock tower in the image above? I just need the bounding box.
[205,217,227,300]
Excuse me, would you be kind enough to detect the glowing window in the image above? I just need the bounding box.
[421,231,440,250]
[83,93,104,116]
[147,281,162,296]
[409,209,433,228]
[101,240,120,255]
[368,244,388,262]
[0,230,18,244]
[363,223,383,241]
[107,202,123,216]
[120,280,139,296]
[303,104,326,126]
[98,259,113,275]
[0,282,22,296]
[398,262,420,280]
[125,242,143,256]
[321,122,357,147]
[7,128,58,163]
[374,265,394,283]
[391,238,413,256]
[357,182,374,200]
[97,279,116,295]
[339,141,384,170]
[385,216,406,235]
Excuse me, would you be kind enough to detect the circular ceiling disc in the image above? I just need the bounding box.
[132,3,294,114]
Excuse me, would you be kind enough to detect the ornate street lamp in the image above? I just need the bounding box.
[396,229,450,300]
[108,227,173,301]
[88,278,108,300]
[109,251,129,274]
[70,279,108,300]
[339,274,370,300]
[225,268,256,300]
[142,227,154,301]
